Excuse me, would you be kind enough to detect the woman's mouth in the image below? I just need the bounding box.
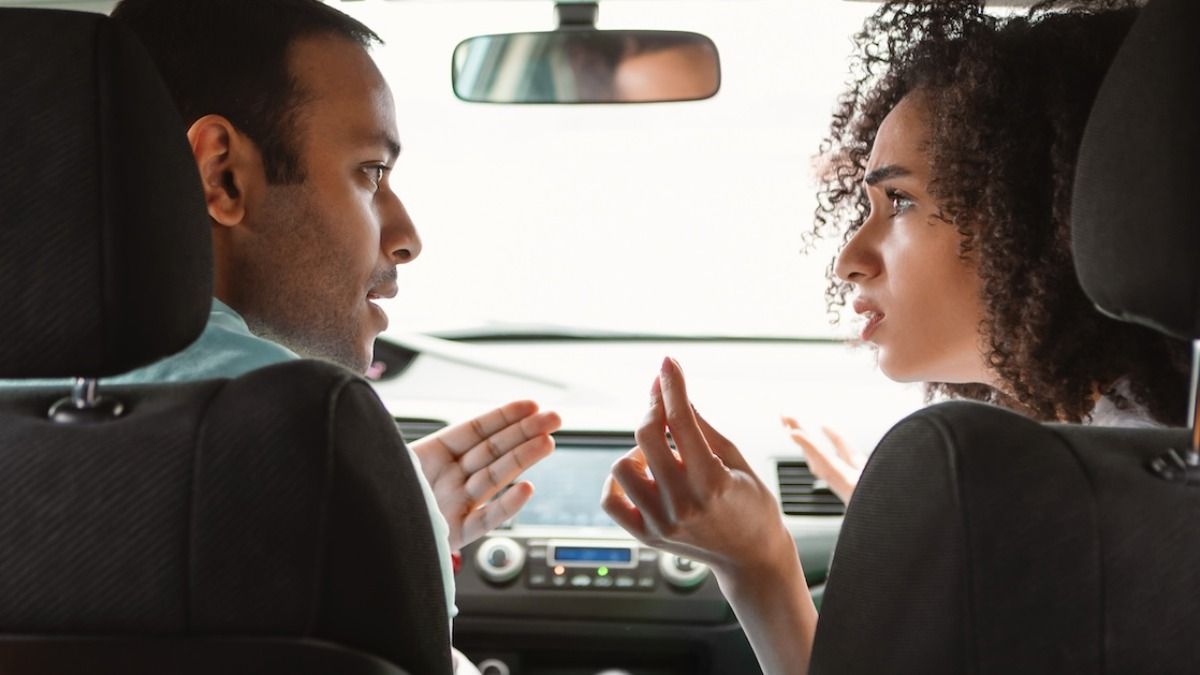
[860,310,885,341]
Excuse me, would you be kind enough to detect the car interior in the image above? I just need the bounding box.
[0,1,1196,674]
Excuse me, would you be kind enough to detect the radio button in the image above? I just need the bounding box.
[570,575,592,588]
[552,576,568,588]
[594,576,614,588]
[615,576,636,589]
[658,553,709,589]
[476,537,525,585]
[528,573,549,588]
[637,577,656,590]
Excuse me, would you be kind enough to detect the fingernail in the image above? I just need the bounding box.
[660,356,673,376]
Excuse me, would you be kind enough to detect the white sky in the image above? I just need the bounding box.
[338,0,878,338]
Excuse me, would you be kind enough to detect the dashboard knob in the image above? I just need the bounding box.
[658,552,709,589]
[476,537,525,584]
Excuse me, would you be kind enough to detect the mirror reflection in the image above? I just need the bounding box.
[453,30,720,104]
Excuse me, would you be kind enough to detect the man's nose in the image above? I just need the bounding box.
[382,192,421,264]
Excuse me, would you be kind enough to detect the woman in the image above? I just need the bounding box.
[785,0,1189,504]
[601,2,1191,673]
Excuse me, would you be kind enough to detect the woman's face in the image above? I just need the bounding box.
[834,94,991,384]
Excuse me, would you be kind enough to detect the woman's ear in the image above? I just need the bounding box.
[185,114,263,227]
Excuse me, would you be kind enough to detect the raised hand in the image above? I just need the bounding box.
[781,417,863,504]
[601,357,793,577]
[412,400,561,549]
[602,357,817,675]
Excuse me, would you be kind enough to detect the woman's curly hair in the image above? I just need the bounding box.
[810,0,1190,425]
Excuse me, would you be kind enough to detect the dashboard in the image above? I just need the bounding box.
[454,433,752,675]
[395,425,846,675]
[384,338,923,675]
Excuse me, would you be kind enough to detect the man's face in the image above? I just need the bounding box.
[232,34,420,373]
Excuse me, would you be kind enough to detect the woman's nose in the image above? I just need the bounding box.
[834,218,882,284]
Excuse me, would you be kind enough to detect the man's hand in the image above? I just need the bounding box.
[781,417,863,505]
[411,400,561,550]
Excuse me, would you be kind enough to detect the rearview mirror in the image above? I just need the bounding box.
[452,30,720,104]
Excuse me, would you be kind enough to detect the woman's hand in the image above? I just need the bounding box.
[781,417,863,505]
[602,357,794,577]
[602,357,817,675]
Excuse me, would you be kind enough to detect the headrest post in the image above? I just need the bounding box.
[48,377,125,425]
[73,377,98,408]
[1190,340,1199,453]
[1146,340,1200,484]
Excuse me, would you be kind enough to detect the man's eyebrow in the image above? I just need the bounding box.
[384,135,402,162]
[359,131,402,162]
[864,164,911,186]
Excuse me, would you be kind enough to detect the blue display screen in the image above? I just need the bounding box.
[554,547,633,563]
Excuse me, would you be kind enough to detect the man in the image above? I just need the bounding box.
[105,0,561,670]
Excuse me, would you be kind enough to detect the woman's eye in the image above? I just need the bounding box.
[886,189,914,214]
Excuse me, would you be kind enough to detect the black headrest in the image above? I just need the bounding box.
[0,9,211,379]
[1071,0,1200,341]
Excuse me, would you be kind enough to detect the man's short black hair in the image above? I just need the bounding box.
[112,0,382,184]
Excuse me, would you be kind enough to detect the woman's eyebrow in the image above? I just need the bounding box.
[864,164,911,186]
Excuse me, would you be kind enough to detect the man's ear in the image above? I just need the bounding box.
[185,114,264,227]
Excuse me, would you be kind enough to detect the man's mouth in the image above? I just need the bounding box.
[367,282,398,302]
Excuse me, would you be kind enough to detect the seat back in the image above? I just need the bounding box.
[0,9,450,674]
[812,0,1200,671]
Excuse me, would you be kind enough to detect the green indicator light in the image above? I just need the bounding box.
[597,567,609,577]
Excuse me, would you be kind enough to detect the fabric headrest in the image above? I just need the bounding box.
[1071,0,1199,341]
[0,9,211,378]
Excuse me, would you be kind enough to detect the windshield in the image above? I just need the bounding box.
[343,0,876,339]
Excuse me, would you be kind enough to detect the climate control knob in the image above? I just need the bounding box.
[658,552,709,589]
[476,537,525,584]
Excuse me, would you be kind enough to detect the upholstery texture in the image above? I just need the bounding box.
[0,362,452,675]
[0,9,210,378]
[1071,0,1200,340]
[811,401,1199,674]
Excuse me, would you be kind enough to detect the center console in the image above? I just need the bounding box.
[453,434,758,675]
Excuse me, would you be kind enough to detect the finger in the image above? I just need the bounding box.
[694,406,752,473]
[781,415,801,430]
[635,376,686,495]
[434,400,541,456]
[602,473,648,539]
[658,358,719,480]
[459,410,561,475]
[789,431,856,502]
[460,481,534,546]
[789,431,851,478]
[821,426,863,469]
[611,448,670,533]
[463,434,555,504]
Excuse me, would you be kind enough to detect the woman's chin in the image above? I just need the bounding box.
[876,351,923,383]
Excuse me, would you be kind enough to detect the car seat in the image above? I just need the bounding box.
[0,9,451,675]
[809,0,1200,671]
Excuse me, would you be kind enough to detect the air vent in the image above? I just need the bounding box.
[395,418,448,443]
[776,460,845,516]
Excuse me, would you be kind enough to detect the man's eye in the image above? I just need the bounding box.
[364,165,387,187]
